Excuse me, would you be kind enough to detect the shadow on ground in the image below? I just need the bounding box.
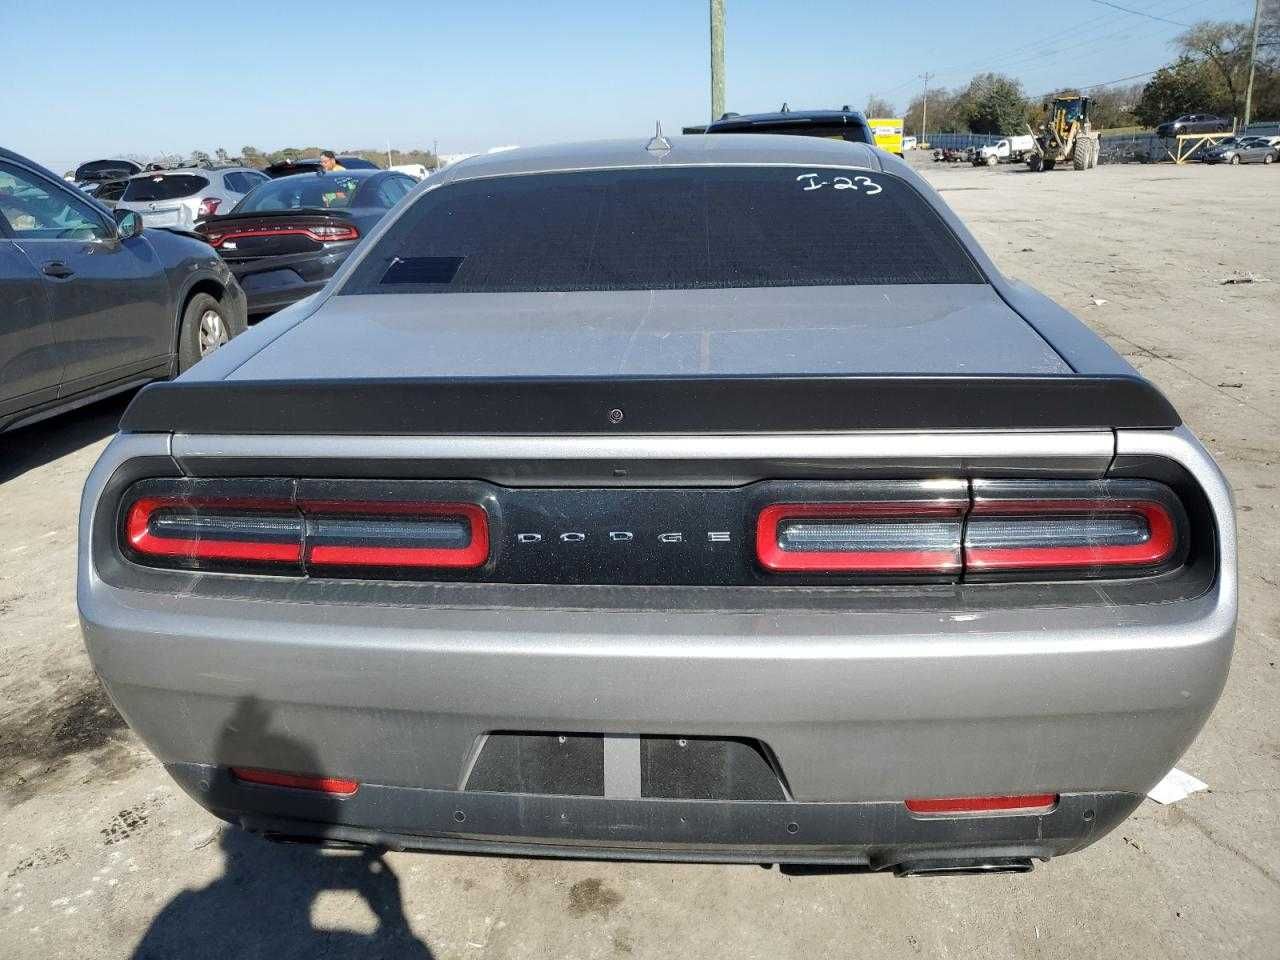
[130,698,434,959]
[0,391,132,484]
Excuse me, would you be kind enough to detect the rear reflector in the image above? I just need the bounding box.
[905,794,1058,815]
[756,498,965,573]
[303,501,489,569]
[231,767,359,796]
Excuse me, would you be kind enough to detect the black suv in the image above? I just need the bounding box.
[1156,114,1229,137]
[694,106,875,145]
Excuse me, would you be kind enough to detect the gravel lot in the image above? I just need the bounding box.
[2,158,1277,959]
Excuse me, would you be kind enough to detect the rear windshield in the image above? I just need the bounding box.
[341,166,981,294]
[121,174,209,202]
[232,174,365,212]
[76,160,138,181]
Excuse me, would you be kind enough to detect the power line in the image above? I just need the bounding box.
[1085,0,1190,26]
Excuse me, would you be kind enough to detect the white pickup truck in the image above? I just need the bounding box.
[973,135,1037,166]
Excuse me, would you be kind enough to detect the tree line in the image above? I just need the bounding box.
[876,18,1279,136]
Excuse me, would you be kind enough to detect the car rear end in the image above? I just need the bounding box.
[117,170,221,229]
[79,139,1235,873]
[196,173,374,319]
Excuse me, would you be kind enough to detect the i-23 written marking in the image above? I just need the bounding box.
[796,172,882,195]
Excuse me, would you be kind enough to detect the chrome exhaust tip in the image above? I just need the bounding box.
[893,856,1035,877]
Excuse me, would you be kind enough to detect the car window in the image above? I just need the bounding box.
[374,177,413,207]
[223,172,243,193]
[234,173,364,212]
[121,174,210,202]
[0,161,113,240]
[342,166,983,295]
[74,159,139,181]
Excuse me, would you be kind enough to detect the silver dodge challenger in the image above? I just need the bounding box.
[78,135,1236,875]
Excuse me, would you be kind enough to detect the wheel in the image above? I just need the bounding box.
[1027,155,1043,172]
[1043,158,1056,171]
[177,292,238,372]
[1230,154,1241,165]
[986,154,997,166]
[1073,140,1089,170]
[1264,153,1275,165]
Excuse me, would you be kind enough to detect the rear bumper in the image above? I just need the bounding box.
[78,427,1236,865]
[174,762,1142,869]
[228,250,348,317]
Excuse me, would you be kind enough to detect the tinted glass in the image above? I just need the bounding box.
[374,177,413,207]
[95,180,128,202]
[0,162,112,240]
[122,174,209,201]
[233,173,365,212]
[75,159,139,181]
[342,166,981,295]
[711,119,874,145]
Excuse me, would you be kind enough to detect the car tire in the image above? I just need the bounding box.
[1043,158,1057,171]
[177,292,239,373]
[1264,154,1275,165]
[1027,155,1043,172]
[1230,154,1241,165]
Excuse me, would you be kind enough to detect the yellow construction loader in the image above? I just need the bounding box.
[1027,94,1100,171]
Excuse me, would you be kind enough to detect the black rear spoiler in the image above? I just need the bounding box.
[120,374,1179,435]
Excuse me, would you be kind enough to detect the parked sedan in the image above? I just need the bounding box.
[1201,136,1279,165]
[0,147,246,433]
[115,166,269,230]
[81,136,1234,875]
[196,169,417,319]
[1156,114,1229,137]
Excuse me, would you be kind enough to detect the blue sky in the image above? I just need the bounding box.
[5,0,1255,174]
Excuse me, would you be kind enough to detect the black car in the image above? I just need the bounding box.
[197,169,417,319]
[701,106,876,145]
[0,147,246,433]
[74,157,143,188]
[1156,114,1229,138]
[263,156,379,178]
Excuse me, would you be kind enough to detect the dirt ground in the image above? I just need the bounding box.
[1,158,1277,959]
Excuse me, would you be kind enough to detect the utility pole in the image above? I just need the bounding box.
[710,0,725,122]
[1243,0,1263,126]
[919,72,934,140]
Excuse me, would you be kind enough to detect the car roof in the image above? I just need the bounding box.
[435,135,883,185]
[125,166,258,178]
[710,108,869,125]
[269,168,387,182]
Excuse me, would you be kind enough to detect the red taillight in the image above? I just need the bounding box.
[122,495,488,573]
[905,794,1058,816]
[197,197,222,218]
[202,224,359,248]
[756,480,1183,579]
[124,496,302,564]
[965,494,1177,573]
[755,497,966,574]
[231,767,359,796]
[303,501,489,569]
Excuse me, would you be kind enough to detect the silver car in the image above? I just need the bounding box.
[115,166,269,229]
[79,136,1235,875]
[1201,136,1279,164]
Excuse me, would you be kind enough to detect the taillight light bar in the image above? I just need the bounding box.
[304,501,489,569]
[905,794,1058,816]
[124,497,303,564]
[756,480,1185,579]
[122,496,489,574]
[204,224,360,247]
[756,500,965,574]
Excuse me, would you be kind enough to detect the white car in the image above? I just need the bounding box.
[115,166,269,230]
